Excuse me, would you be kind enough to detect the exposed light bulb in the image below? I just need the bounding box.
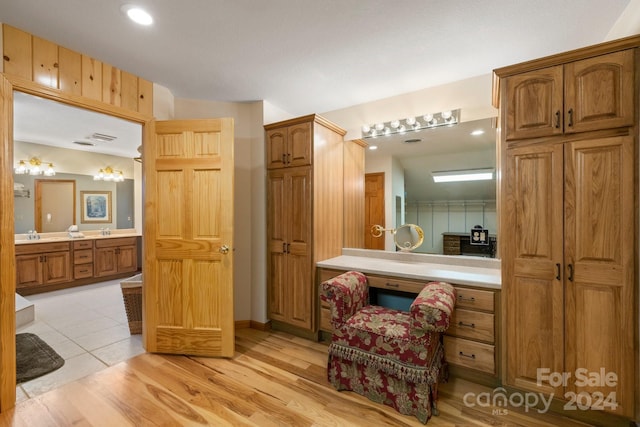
[390,120,400,129]
[406,117,416,126]
[383,127,391,136]
[442,110,453,121]
[362,124,371,133]
[374,123,385,131]
[423,114,434,123]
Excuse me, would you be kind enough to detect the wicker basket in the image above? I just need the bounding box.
[121,274,142,335]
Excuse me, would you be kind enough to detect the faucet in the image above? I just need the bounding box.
[100,227,111,236]
[27,230,40,240]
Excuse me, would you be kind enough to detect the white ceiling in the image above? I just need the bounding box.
[0,0,634,116]
[3,1,638,200]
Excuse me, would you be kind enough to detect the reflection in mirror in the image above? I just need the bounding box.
[371,224,425,252]
[363,117,497,257]
[14,172,134,234]
[34,180,76,232]
[13,91,142,235]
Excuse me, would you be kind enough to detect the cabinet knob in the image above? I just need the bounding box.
[219,245,230,255]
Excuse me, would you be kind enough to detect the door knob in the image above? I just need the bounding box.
[219,245,230,254]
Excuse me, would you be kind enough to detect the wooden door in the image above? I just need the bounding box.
[0,75,16,410]
[364,172,385,249]
[266,169,287,321]
[504,65,563,140]
[564,135,635,417]
[504,142,564,395]
[266,167,312,328]
[144,118,235,357]
[564,50,634,134]
[286,167,312,328]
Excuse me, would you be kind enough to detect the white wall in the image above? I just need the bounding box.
[172,97,265,323]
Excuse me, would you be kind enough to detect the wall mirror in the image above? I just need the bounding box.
[13,91,142,234]
[363,117,497,257]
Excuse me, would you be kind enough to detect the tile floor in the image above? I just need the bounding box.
[15,278,145,403]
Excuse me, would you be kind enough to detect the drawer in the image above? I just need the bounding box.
[74,264,93,279]
[73,240,93,250]
[444,336,495,374]
[320,306,332,332]
[94,237,137,248]
[318,268,347,284]
[447,309,494,343]
[367,275,424,294]
[16,241,70,254]
[454,287,494,312]
[74,249,93,264]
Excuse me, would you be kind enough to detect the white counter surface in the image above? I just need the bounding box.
[15,229,140,245]
[317,249,501,289]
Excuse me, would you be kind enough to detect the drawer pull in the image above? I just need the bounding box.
[458,295,475,302]
[458,321,476,328]
[79,269,89,273]
[79,255,89,258]
[385,283,399,288]
[459,351,476,359]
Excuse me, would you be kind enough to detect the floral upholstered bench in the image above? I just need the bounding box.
[320,270,456,424]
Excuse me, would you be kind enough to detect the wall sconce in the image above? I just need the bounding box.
[94,166,125,182]
[431,168,494,183]
[362,109,460,139]
[14,157,56,176]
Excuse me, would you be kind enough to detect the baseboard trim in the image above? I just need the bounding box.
[234,320,271,331]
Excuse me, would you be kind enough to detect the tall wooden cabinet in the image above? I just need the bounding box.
[496,38,638,421]
[265,114,348,336]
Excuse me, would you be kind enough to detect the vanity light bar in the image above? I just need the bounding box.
[432,168,494,183]
[361,109,460,139]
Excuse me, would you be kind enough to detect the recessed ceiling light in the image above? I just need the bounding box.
[369,145,378,150]
[471,129,485,136]
[121,5,153,26]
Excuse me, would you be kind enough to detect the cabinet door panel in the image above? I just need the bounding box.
[504,142,564,394]
[16,254,43,288]
[95,247,118,277]
[117,245,137,273]
[564,136,634,416]
[266,128,287,169]
[267,170,287,321]
[564,50,634,134]
[43,252,71,285]
[505,66,563,140]
[288,122,312,167]
[288,251,311,328]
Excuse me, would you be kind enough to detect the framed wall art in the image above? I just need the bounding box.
[80,191,112,223]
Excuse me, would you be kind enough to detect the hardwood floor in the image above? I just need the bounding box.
[0,329,601,426]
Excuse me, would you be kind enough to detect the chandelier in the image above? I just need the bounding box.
[361,109,460,139]
[14,157,56,176]
[94,166,125,182]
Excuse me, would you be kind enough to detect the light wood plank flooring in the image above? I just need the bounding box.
[0,329,601,426]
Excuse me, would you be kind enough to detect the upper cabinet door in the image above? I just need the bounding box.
[505,65,564,140]
[287,122,312,168]
[564,49,634,134]
[266,128,288,169]
[265,122,312,169]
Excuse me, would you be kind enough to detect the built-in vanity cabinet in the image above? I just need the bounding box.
[15,241,72,290]
[317,266,501,381]
[504,49,634,140]
[496,38,639,420]
[15,235,140,295]
[94,237,138,278]
[265,114,348,336]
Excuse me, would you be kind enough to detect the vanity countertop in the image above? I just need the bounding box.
[15,229,141,245]
[317,248,501,289]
